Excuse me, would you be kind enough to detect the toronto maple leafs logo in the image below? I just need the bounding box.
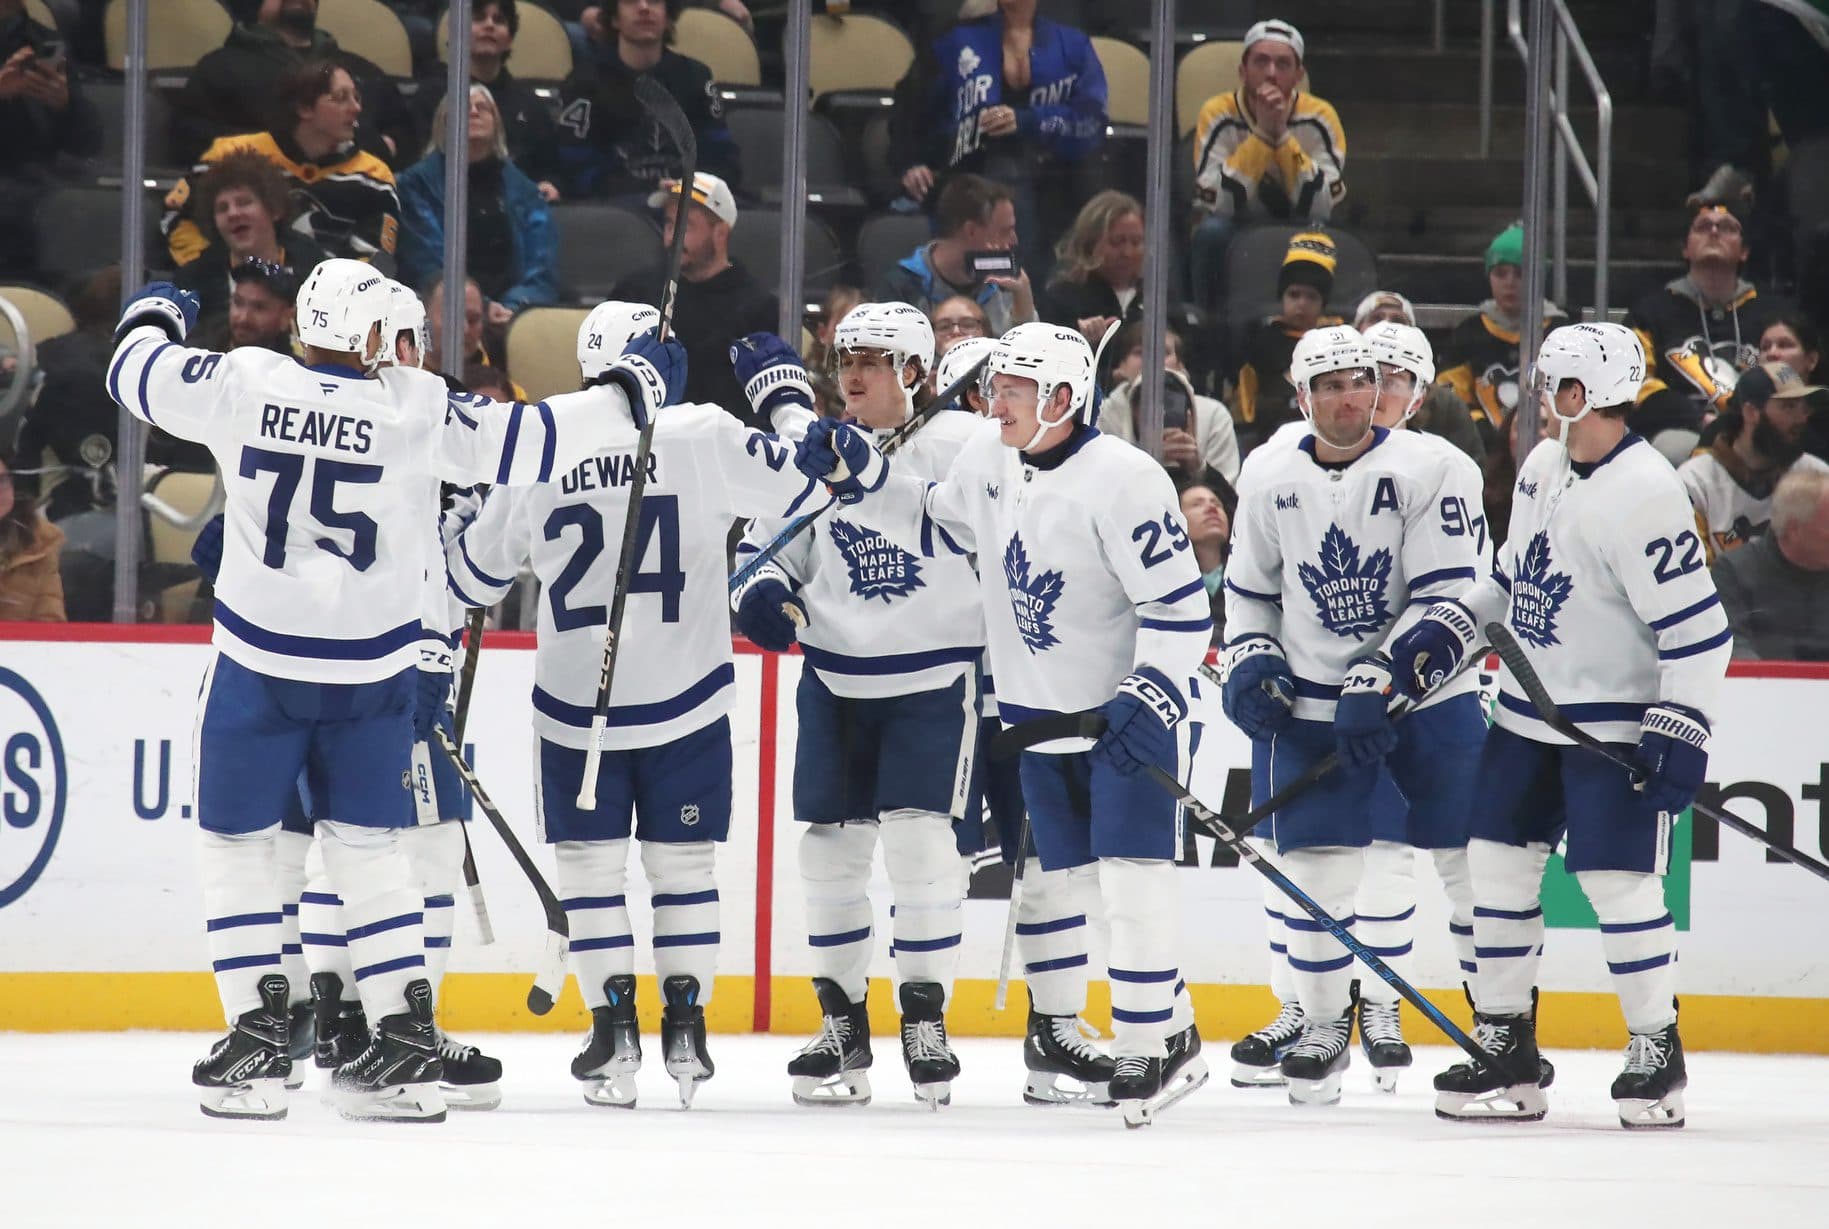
[1296,524,1392,640]
[958,45,981,76]
[1509,531,1573,648]
[1003,534,1063,653]
[828,518,924,603]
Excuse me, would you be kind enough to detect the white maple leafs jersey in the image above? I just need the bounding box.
[1458,434,1733,744]
[862,427,1211,739]
[108,326,630,684]
[737,411,990,700]
[1676,449,1829,564]
[448,403,821,751]
[1226,427,1490,720]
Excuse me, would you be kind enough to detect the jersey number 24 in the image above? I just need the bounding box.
[544,496,686,631]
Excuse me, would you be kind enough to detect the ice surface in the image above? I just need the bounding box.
[2,1034,1824,1227]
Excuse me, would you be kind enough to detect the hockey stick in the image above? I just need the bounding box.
[577,76,697,809]
[993,809,1032,1011]
[1486,622,1829,883]
[727,351,994,594]
[450,607,495,944]
[431,728,568,1014]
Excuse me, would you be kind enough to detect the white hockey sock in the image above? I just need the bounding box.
[881,809,963,1000]
[298,840,355,1000]
[274,829,310,1008]
[1467,837,1551,1016]
[642,840,720,1006]
[1100,856,1182,1059]
[1432,846,1479,988]
[315,820,427,1021]
[1577,870,1679,1034]
[1016,859,1093,1017]
[1280,846,1363,1022]
[555,839,633,1011]
[403,822,466,998]
[1253,839,1295,1003]
[800,820,878,1005]
[1352,840,1417,1006]
[197,825,284,1024]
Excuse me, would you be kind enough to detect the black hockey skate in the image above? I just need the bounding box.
[330,978,445,1122]
[193,974,292,1120]
[788,977,873,1107]
[436,1033,503,1111]
[1355,987,1412,1093]
[1459,982,1556,1088]
[573,974,642,1108]
[1228,1000,1303,1087]
[1022,1011,1115,1107]
[1281,1007,1354,1106]
[1433,1011,1548,1122]
[1611,1020,1686,1129]
[661,974,715,1108]
[1110,1026,1209,1128]
[285,999,314,1089]
[309,972,369,1070]
[898,981,960,1109]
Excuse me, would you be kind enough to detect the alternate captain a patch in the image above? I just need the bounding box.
[1296,523,1391,640]
[1003,533,1063,653]
[828,518,924,602]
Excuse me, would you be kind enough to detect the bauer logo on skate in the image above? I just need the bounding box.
[0,668,66,909]
[1003,534,1063,653]
[1297,524,1392,640]
[1510,531,1573,648]
[828,518,924,602]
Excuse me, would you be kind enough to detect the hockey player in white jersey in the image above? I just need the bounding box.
[790,322,1213,1127]
[447,302,819,1109]
[1221,325,1488,1106]
[108,260,665,1122]
[729,303,986,1110]
[1391,322,1731,1128]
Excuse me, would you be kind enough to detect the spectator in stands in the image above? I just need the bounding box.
[171,152,329,327]
[164,60,401,270]
[424,274,524,400]
[1711,466,1829,660]
[806,284,863,373]
[1353,289,1484,466]
[875,174,1037,336]
[397,84,558,318]
[174,0,416,167]
[930,294,991,354]
[1037,189,1144,345]
[11,267,117,522]
[222,259,300,354]
[554,0,740,202]
[1101,324,1241,491]
[1180,482,1230,646]
[463,361,516,401]
[1231,230,1340,453]
[1679,361,1829,563]
[1438,222,1564,453]
[621,171,775,425]
[888,0,1108,278]
[0,0,101,280]
[1189,19,1345,313]
[0,443,64,622]
[1757,313,1829,461]
[414,0,562,199]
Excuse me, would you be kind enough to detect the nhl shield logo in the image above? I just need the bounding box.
[829,518,924,603]
[1510,531,1573,648]
[1296,524,1392,640]
[680,804,700,827]
[1003,534,1063,653]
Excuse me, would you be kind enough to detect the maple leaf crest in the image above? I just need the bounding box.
[827,518,924,604]
[1002,533,1064,653]
[1509,531,1574,648]
[1295,523,1393,641]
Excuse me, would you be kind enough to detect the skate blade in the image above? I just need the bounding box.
[1023,1071,1115,1108]
[581,1074,638,1109]
[1617,1089,1685,1129]
[1119,1057,1211,1128]
[1371,1069,1401,1094]
[1434,1084,1548,1122]
[332,1082,447,1123]
[440,1081,502,1111]
[913,1081,952,1110]
[283,1068,306,1091]
[1286,1070,1344,1106]
[791,1072,872,1107]
[1228,1061,1287,1089]
[198,1078,288,1121]
[666,1056,713,1109]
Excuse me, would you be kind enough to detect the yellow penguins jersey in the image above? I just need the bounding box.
[1625,277,1785,412]
[1438,310,1527,439]
[163,131,400,267]
[1192,89,1346,221]
[1676,438,1829,563]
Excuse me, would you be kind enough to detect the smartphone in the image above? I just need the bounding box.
[33,37,66,68]
[1159,373,1192,433]
[967,250,1017,280]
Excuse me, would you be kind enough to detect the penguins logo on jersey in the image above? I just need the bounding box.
[828,518,925,603]
[1003,534,1064,653]
[1510,531,1574,648]
[1296,524,1392,640]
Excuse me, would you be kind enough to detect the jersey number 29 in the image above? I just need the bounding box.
[544,496,686,631]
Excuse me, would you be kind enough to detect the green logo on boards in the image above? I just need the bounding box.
[1541,809,1691,930]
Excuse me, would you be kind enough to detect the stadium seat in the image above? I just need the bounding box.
[438,3,571,81]
[505,306,591,403]
[855,212,931,288]
[33,186,158,287]
[675,7,761,87]
[143,469,218,623]
[316,0,413,79]
[0,286,77,347]
[1176,40,1243,138]
[1092,37,1150,127]
[806,13,914,103]
[104,0,233,73]
[549,203,664,302]
[24,0,56,29]
[727,209,845,296]
[726,109,865,208]
[84,78,178,172]
[1221,223,1378,335]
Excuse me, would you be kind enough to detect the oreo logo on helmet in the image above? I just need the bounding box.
[0,669,67,908]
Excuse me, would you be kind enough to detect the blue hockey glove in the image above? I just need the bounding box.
[590,329,687,429]
[794,418,886,504]
[412,667,452,742]
[1333,654,1399,768]
[189,513,225,585]
[1387,599,1479,700]
[731,333,815,425]
[733,572,806,652]
[1090,666,1186,778]
[1634,703,1710,815]
[1219,636,1295,739]
[115,281,200,346]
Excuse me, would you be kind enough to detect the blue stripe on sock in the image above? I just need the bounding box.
[1607,952,1674,975]
[299,892,342,907]
[354,954,426,981]
[808,926,871,948]
[1015,914,1086,936]
[425,936,452,949]
[889,933,961,953]
[205,911,283,932]
[282,904,299,917]
[653,890,720,908]
[299,932,347,947]
[345,912,423,941]
[424,894,456,909]
[1474,945,1537,959]
[1269,941,1288,955]
[1288,953,1354,973]
[1361,941,1414,958]
[1025,954,1089,974]
[571,935,635,952]
[1110,967,1178,984]
[280,943,302,956]
[1285,914,1355,933]
[1459,960,1478,973]
[1111,1005,1175,1024]
[212,953,282,973]
[1473,904,1542,921]
[1449,921,1475,936]
[562,895,627,911]
[1598,914,1672,935]
[653,931,721,949]
[1356,906,1417,924]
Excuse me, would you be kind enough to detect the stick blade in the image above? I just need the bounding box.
[526,930,568,1016]
[633,74,697,162]
[1483,621,1555,716]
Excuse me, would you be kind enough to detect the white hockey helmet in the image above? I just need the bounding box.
[295,258,393,368]
[986,322,1097,449]
[381,280,427,369]
[577,300,662,382]
[933,335,999,410]
[1289,324,1379,411]
[1362,320,1435,419]
[1534,322,1645,426]
[835,301,935,386]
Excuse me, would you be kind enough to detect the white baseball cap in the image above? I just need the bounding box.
[1243,19,1305,61]
[648,171,738,227]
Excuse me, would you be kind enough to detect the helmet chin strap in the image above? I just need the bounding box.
[1548,392,1591,446]
[1022,383,1075,452]
[1301,384,1376,451]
